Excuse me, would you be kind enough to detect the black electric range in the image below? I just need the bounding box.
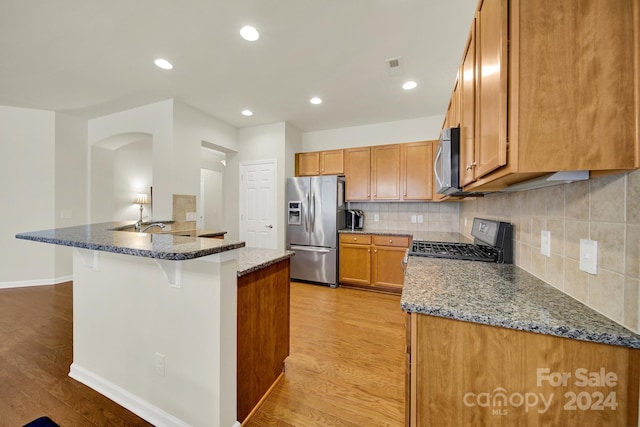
[409,218,513,264]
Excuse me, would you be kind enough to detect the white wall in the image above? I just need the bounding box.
[55,112,88,278]
[0,106,56,286]
[89,100,174,220]
[302,115,444,151]
[112,140,153,221]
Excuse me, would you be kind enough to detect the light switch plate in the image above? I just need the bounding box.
[411,215,417,223]
[417,215,424,223]
[579,239,598,274]
[541,230,551,257]
[374,214,379,222]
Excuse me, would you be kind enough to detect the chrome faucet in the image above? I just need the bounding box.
[141,222,166,233]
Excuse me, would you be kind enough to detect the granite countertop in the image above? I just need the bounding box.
[402,257,640,349]
[237,247,294,277]
[338,229,473,244]
[15,222,244,261]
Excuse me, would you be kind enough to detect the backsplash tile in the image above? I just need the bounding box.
[459,170,640,334]
[347,201,459,233]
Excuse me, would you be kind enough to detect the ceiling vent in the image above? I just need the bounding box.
[386,57,403,76]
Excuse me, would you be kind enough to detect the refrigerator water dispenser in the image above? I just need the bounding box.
[288,201,301,225]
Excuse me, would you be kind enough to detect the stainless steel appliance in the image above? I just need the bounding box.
[346,209,364,230]
[409,218,513,264]
[286,175,345,287]
[434,126,461,196]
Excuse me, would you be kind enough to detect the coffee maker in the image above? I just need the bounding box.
[346,209,364,230]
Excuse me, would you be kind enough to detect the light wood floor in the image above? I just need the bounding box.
[247,282,406,426]
[0,281,405,426]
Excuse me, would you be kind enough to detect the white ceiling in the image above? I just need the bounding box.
[0,0,477,132]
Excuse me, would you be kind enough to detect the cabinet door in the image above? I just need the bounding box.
[345,147,371,201]
[460,23,476,187]
[402,141,433,201]
[443,71,460,130]
[320,149,344,175]
[372,245,407,289]
[296,152,319,176]
[475,0,508,179]
[371,144,401,200]
[339,243,371,285]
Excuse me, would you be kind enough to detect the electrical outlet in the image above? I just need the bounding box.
[186,212,198,221]
[411,215,417,223]
[60,210,72,219]
[579,239,598,274]
[154,352,165,377]
[417,215,424,223]
[541,230,551,257]
[374,214,379,222]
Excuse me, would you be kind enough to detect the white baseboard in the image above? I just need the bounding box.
[69,363,192,427]
[0,275,73,289]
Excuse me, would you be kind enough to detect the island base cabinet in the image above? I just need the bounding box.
[408,314,640,427]
[237,259,290,423]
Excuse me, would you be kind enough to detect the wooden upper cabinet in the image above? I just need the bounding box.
[296,152,320,176]
[371,144,401,200]
[295,150,344,176]
[475,0,508,180]
[459,0,638,192]
[460,21,476,188]
[402,141,433,201]
[320,149,344,175]
[449,73,461,128]
[345,147,371,201]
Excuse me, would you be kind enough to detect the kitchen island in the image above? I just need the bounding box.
[402,256,640,426]
[16,223,293,427]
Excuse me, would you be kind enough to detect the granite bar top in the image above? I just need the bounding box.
[16,222,244,261]
[402,257,640,349]
[237,247,294,277]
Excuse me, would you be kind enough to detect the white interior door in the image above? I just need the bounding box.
[239,160,277,249]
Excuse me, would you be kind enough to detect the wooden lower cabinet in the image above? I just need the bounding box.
[339,233,409,294]
[237,259,290,423]
[407,313,640,427]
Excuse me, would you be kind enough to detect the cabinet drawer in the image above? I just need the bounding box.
[373,235,410,248]
[340,234,372,245]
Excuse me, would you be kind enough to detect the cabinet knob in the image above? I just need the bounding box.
[374,249,377,253]
[353,237,357,241]
[389,239,393,244]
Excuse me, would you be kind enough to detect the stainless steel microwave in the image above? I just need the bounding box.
[434,127,461,196]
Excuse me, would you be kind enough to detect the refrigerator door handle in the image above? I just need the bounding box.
[311,192,316,232]
[290,245,331,253]
[304,193,310,231]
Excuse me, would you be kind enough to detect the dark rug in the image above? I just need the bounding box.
[23,417,60,427]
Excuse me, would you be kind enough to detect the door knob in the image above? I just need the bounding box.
[265,224,273,229]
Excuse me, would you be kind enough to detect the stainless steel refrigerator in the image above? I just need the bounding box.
[286,175,345,287]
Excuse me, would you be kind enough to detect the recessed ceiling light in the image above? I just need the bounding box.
[402,81,418,90]
[241,109,253,117]
[154,58,173,70]
[240,26,260,41]
[310,97,322,105]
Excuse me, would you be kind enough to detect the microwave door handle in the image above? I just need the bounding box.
[434,146,444,188]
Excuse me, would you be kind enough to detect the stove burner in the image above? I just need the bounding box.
[409,241,499,262]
